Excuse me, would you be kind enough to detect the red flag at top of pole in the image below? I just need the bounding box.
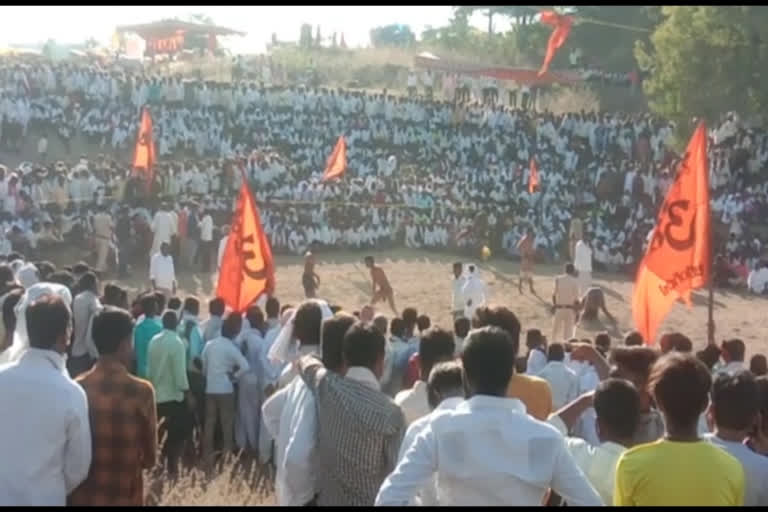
[632,122,711,345]
[132,107,156,193]
[322,136,347,182]
[528,158,540,194]
[538,10,574,77]
[216,165,276,313]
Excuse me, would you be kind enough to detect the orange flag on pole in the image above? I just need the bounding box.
[538,11,574,76]
[528,158,540,194]
[632,121,711,345]
[322,136,347,182]
[216,165,276,313]
[132,107,156,193]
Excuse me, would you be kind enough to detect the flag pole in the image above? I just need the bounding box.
[705,119,715,346]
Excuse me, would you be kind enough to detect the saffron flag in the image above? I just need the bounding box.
[132,107,156,193]
[632,122,711,344]
[322,136,347,182]
[529,158,540,194]
[216,166,276,312]
[538,11,574,76]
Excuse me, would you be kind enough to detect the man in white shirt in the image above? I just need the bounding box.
[747,261,768,295]
[538,343,579,409]
[262,312,356,506]
[450,262,466,320]
[0,295,91,505]
[199,210,214,272]
[397,361,464,506]
[217,225,230,272]
[201,313,250,468]
[376,326,602,506]
[150,242,176,297]
[395,327,455,426]
[547,377,640,505]
[462,264,487,320]
[705,371,768,506]
[574,235,593,295]
[151,202,176,259]
[552,264,580,343]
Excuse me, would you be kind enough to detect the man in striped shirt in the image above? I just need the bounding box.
[297,322,405,506]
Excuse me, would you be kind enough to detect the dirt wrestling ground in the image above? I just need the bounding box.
[53,247,768,358]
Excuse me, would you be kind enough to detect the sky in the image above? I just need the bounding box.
[0,5,507,54]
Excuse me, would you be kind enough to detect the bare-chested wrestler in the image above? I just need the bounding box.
[516,227,536,294]
[576,286,616,324]
[302,251,320,298]
[365,255,397,314]
[552,263,580,342]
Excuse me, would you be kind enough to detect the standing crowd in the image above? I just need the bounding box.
[0,249,768,505]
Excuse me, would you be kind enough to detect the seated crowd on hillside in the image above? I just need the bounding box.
[0,252,767,506]
[0,57,767,292]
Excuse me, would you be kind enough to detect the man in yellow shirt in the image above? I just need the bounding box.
[614,353,745,506]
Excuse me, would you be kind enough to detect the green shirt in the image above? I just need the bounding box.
[133,317,163,379]
[147,329,189,404]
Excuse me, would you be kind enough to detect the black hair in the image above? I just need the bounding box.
[343,322,386,371]
[427,361,464,409]
[461,326,516,396]
[418,327,456,380]
[595,333,611,355]
[26,294,71,350]
[390,317,406,338]
[183,296,200,316]
[0,264,13,284]
[402,307,418,327]
[624,331,644,346]
[372,314,388,335]
[711,370,759,431]
[265,296,280,318]
[594,378,641,440]
[221,312,243,339]
[48,270,75,291]
[547,342,565,362]
[209,297,226,316]
[294,301,323,347]
[471,306,521,356]
[92,306,134,356]
[162,310,178,330]
[322,313,356,373]
[246,305,264,331]
[650,353,712,429]
[78,271,98,294]
[526,328,544,350]
[140,294,158,318]
[416,314,431,332]
[154,291,167,314]
[168,296,182,311]
[2,288,24,337]
[722,339,746,362]
[750,354,768,377]
[660,332,693,353]
[453,317,471,339]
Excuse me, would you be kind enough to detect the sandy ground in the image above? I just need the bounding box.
[56,247,768,359]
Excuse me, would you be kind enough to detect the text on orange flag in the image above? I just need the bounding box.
[632,121,711,344]
[216,166,276,312]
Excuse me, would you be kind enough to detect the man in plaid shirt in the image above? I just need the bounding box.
[298,322,405,506]
[69,307,157,506]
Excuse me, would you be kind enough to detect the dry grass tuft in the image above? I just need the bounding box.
[144,455,275,506]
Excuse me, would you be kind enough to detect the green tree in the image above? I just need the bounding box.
[636,6,768,129]
[315,25,322,47]
[567,6,660,70]
[369,24,416,48]
[299,23,313,49]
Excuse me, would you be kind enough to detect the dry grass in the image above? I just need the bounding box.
[145,457,275,506]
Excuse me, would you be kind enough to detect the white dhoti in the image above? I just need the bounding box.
[235,372,263,453]
[577,270,592,296]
